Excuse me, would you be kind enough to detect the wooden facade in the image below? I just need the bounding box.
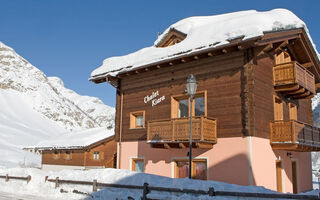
[91,26,320,192]
[41,136,117,169]
[101,29,320,152]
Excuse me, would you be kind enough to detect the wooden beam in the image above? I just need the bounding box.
[135,71,139,74]
[181,59,186,63]
[164,143,171,149]
[301,62,313,68]
[156,65,161,69]
[169,62,174,66]
[196,143,213,149]
[193,55,199,60]
[222,49,228,54]
[179,143,186,148]
[274,40,289,53]
[145,68,149,71]
[207,52,213,57]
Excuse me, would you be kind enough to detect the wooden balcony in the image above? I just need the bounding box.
[270,120,320,151]
[273,61,315,99]
[147,116,217,149]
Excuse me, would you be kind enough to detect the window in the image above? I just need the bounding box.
[65,151,71,160]
[130,111,145,128]
[132,158,144,172]
[53,151,60,160]
[93,151,100,160]
[178,98,189,118]
[174,159,207,180]
[172,91,206,118]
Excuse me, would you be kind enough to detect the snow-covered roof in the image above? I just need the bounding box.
[90,9,319,80]
[29,127,114,150]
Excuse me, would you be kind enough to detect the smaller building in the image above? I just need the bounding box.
[31,127,116,171]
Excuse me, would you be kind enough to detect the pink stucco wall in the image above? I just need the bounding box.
[250,137,312,193]
[119,137,250,186]
[118,137,312,193]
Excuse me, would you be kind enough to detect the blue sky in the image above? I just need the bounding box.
[1,0,319,107]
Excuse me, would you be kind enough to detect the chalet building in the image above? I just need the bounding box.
[90,9,320,193]
[31,128,116,171]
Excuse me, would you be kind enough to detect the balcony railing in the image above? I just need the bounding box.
[273,61,315,99]
[147,116,217,148]
[270,120,320,151]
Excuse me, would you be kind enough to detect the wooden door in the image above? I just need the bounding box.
[274,97,283,120]
[276,160,282,192]
[292,161,298,194]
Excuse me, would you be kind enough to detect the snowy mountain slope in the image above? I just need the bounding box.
[48,77,115,129]
[0,89,65,167]
[0,41,114,131]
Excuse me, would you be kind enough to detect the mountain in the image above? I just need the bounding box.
[0,41,115,167]
[0,41,114,131]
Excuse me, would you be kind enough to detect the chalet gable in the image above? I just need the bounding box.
[155,28,187,48]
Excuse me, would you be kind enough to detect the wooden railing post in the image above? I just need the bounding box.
[142,182,149,200]
[93,179,98,192]
[208,187,215,196]
[27,175,31,184]
[5,174,9,182]
[200,116,204,141]
[172,119,175,141]
[55,177,60,188]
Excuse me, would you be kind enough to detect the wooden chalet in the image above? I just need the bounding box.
[90,9,320,193]
[32,128,117,171]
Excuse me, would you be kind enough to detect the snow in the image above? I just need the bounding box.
[91,9,319,79]
[30,127,114,150]
[0,167,317,200]
[0,89,65,168]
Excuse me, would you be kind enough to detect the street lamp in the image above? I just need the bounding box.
[186,74,197,179]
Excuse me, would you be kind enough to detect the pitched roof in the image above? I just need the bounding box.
[27,127,114,150]
[90,9,319,81]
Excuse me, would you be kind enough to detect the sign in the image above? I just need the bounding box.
[144,90,165,107]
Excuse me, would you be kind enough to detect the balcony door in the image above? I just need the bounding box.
[274,96,283,121]
[172,92,206,118]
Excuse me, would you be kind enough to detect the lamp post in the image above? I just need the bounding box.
[186,74,197,179]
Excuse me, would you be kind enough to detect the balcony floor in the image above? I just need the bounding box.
[148,141,215,149]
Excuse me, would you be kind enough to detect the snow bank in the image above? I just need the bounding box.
[31,127,114,150]
[0,89,65,168]
[0,167,317,200]
[91,9,319,79]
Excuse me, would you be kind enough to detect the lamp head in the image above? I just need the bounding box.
[186,74,197,99]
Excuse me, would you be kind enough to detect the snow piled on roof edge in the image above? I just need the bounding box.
[91,9,320,79]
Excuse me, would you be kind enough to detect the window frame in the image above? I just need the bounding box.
[65,151,72,160]
[130,111,146,129]
[171,91,207,118]
[131,158,145,172]
[53,151,60,160]
[93,151,100,160]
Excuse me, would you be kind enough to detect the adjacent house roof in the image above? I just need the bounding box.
[90,9,320,82]
[26,127,114,151]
